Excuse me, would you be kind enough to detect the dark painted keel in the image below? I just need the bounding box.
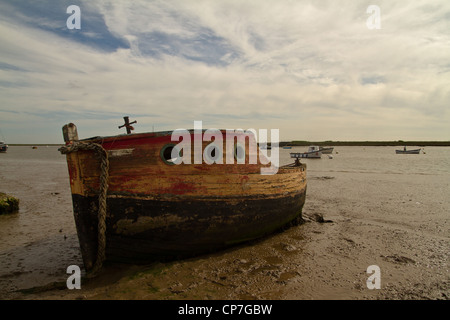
[72,191,306,271]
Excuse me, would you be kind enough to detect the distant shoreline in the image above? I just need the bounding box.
[7,141,450,147]
[280,141,450,147]
[7,144,63,147]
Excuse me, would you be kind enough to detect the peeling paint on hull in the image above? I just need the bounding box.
[61,126,307,271]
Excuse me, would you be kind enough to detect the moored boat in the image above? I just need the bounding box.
[290,145,322,159]
[319,146,333,154]
[395,147,421,154]
[60,122,307,273]
[0,141,7,152]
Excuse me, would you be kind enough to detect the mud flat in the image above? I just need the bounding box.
[9,176,450,300]
[0,146,449,300]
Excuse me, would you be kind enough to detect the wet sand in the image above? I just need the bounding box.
[0,146,448,300]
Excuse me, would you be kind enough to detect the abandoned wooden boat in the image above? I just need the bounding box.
[395,147,421,154]
[60,122,307,272]
[290,146,322,159]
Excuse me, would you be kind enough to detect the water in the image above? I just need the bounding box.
[0,145,449,299]
[279,145,450,175]
[0,146,82,296]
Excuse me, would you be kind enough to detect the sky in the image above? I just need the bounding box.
[0,0,449,144]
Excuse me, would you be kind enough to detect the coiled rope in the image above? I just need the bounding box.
[59,141,109,276]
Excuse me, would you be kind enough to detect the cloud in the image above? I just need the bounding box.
[0,0,130,52]
[0,0,449,143]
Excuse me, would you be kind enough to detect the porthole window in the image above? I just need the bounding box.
[234,143,246,163]
[204,143,222,164]
[160,143,182,165]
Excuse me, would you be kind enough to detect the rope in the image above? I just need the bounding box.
[59,141,109,276]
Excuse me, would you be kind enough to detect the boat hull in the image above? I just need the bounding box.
[395,149,421,154]
[319,147,333,154]
[290,152,322,159]
[290,146,322,159]
[72,187,306,269]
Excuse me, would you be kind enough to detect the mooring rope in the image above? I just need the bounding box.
[59,141,109,276]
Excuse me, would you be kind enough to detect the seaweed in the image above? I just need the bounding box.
[0,192,19,214]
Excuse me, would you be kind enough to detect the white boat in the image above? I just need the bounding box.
[319,146,333,154]
[290,146,322,159]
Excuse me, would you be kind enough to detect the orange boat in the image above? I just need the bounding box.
[60,121,307,273]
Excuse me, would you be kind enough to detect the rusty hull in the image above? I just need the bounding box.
[63,130,307,270]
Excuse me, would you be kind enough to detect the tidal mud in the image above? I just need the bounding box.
[0,146,449,300]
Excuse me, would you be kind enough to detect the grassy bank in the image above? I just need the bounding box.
[7,144,62,146]
[7,141,450,147]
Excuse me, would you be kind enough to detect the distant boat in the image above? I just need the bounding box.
[283,146,292,149]
[319,146,334,154]
[290,145,322,159]
[32,146,38,149]
[0,141,7,153]
[395,147,421,154]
